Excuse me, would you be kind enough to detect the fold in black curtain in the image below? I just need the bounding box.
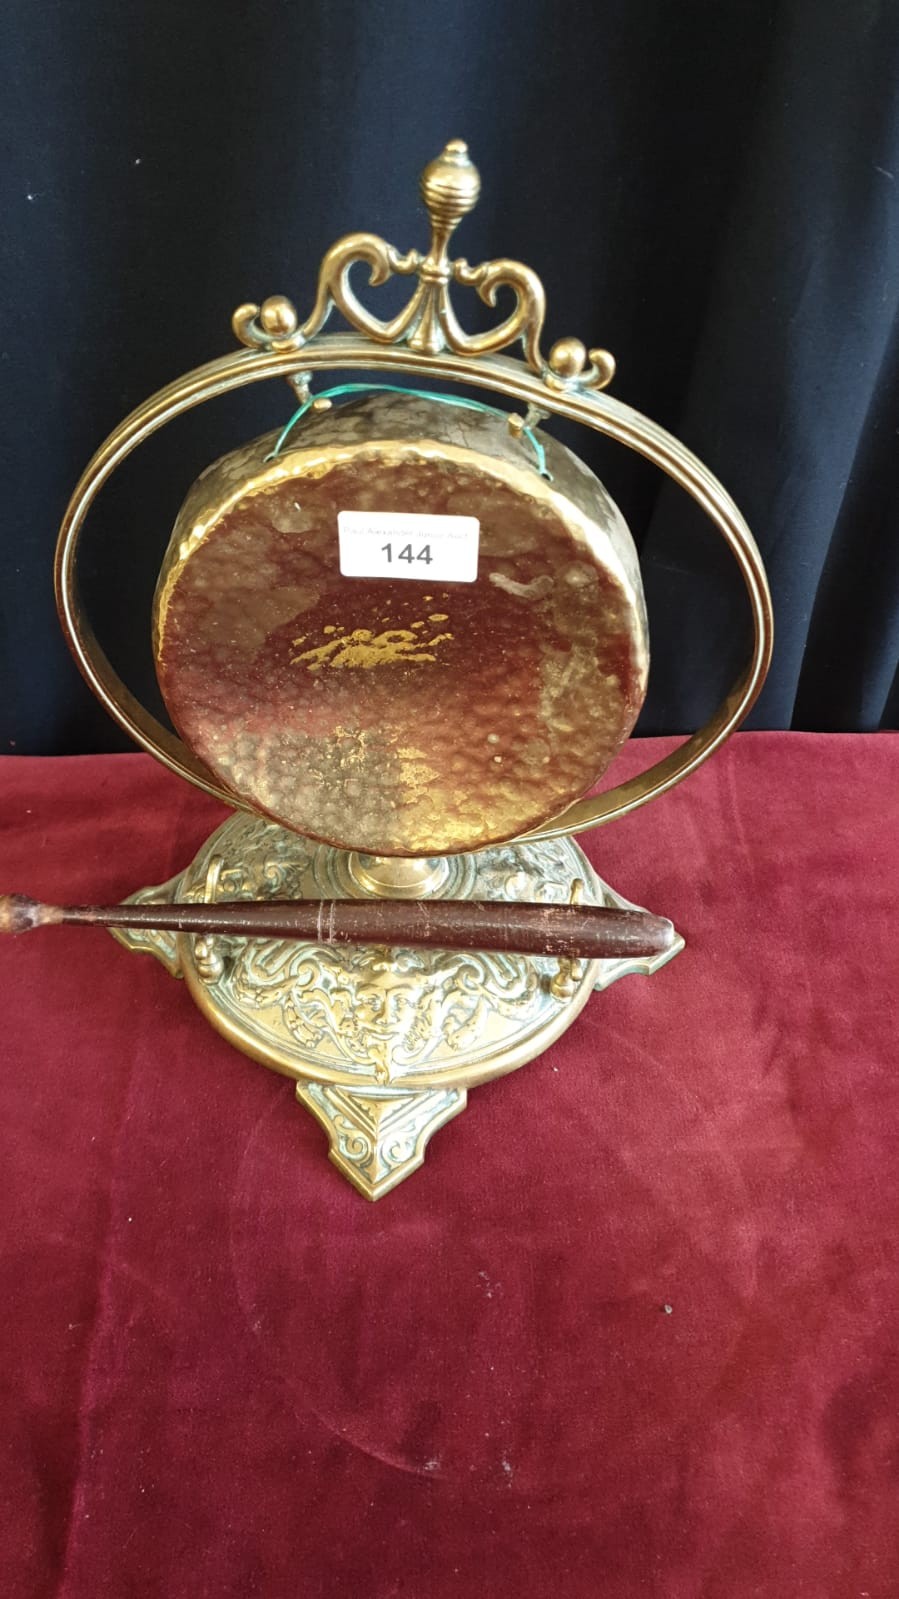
[639,0,899,734]
[1,0,897,754]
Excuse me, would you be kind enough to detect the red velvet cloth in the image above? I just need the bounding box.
[2,734,898,1597]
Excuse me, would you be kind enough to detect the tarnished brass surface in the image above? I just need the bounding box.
[112,814,682,1193]
[153,395,647,855]
[111,817,681,1197]
[116,812,683,1093]
[55,140,773,838]
[296,1082,468,1200]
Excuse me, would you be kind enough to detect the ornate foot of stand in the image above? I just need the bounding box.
[112,812,683,1199]
[296,1082,467,1200]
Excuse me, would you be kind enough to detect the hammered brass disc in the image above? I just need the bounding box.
[154,395,648,856]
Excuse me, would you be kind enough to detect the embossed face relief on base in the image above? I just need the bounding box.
[153,396,648,857]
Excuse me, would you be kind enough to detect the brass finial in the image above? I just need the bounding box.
[420,140,481,231]
[231,138,614,387]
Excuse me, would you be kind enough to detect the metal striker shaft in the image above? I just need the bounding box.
[0,892,675,962]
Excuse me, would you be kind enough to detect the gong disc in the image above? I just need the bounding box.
[153,394,648,856]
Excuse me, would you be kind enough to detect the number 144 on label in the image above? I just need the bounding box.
[338,510,480,583]
[381,541,432,567]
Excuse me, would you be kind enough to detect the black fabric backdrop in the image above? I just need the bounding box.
[2,0,898,755]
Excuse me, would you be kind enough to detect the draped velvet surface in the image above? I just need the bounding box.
[1,734,897,1596]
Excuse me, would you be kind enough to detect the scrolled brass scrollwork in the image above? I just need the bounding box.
[232,140,615,391]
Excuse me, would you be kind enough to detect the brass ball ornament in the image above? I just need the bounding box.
[258,294,300,339]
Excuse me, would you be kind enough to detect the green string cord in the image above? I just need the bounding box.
[266,382,552,480]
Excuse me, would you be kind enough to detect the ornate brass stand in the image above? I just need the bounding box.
[53,139,771,1198]
[113,818,682,1198]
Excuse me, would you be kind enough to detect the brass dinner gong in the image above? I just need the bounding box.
[50,140,773,1198]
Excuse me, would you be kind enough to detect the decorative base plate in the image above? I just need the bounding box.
[112,815,682,1197]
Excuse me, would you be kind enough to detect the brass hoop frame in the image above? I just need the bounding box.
[54,331,772,843]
